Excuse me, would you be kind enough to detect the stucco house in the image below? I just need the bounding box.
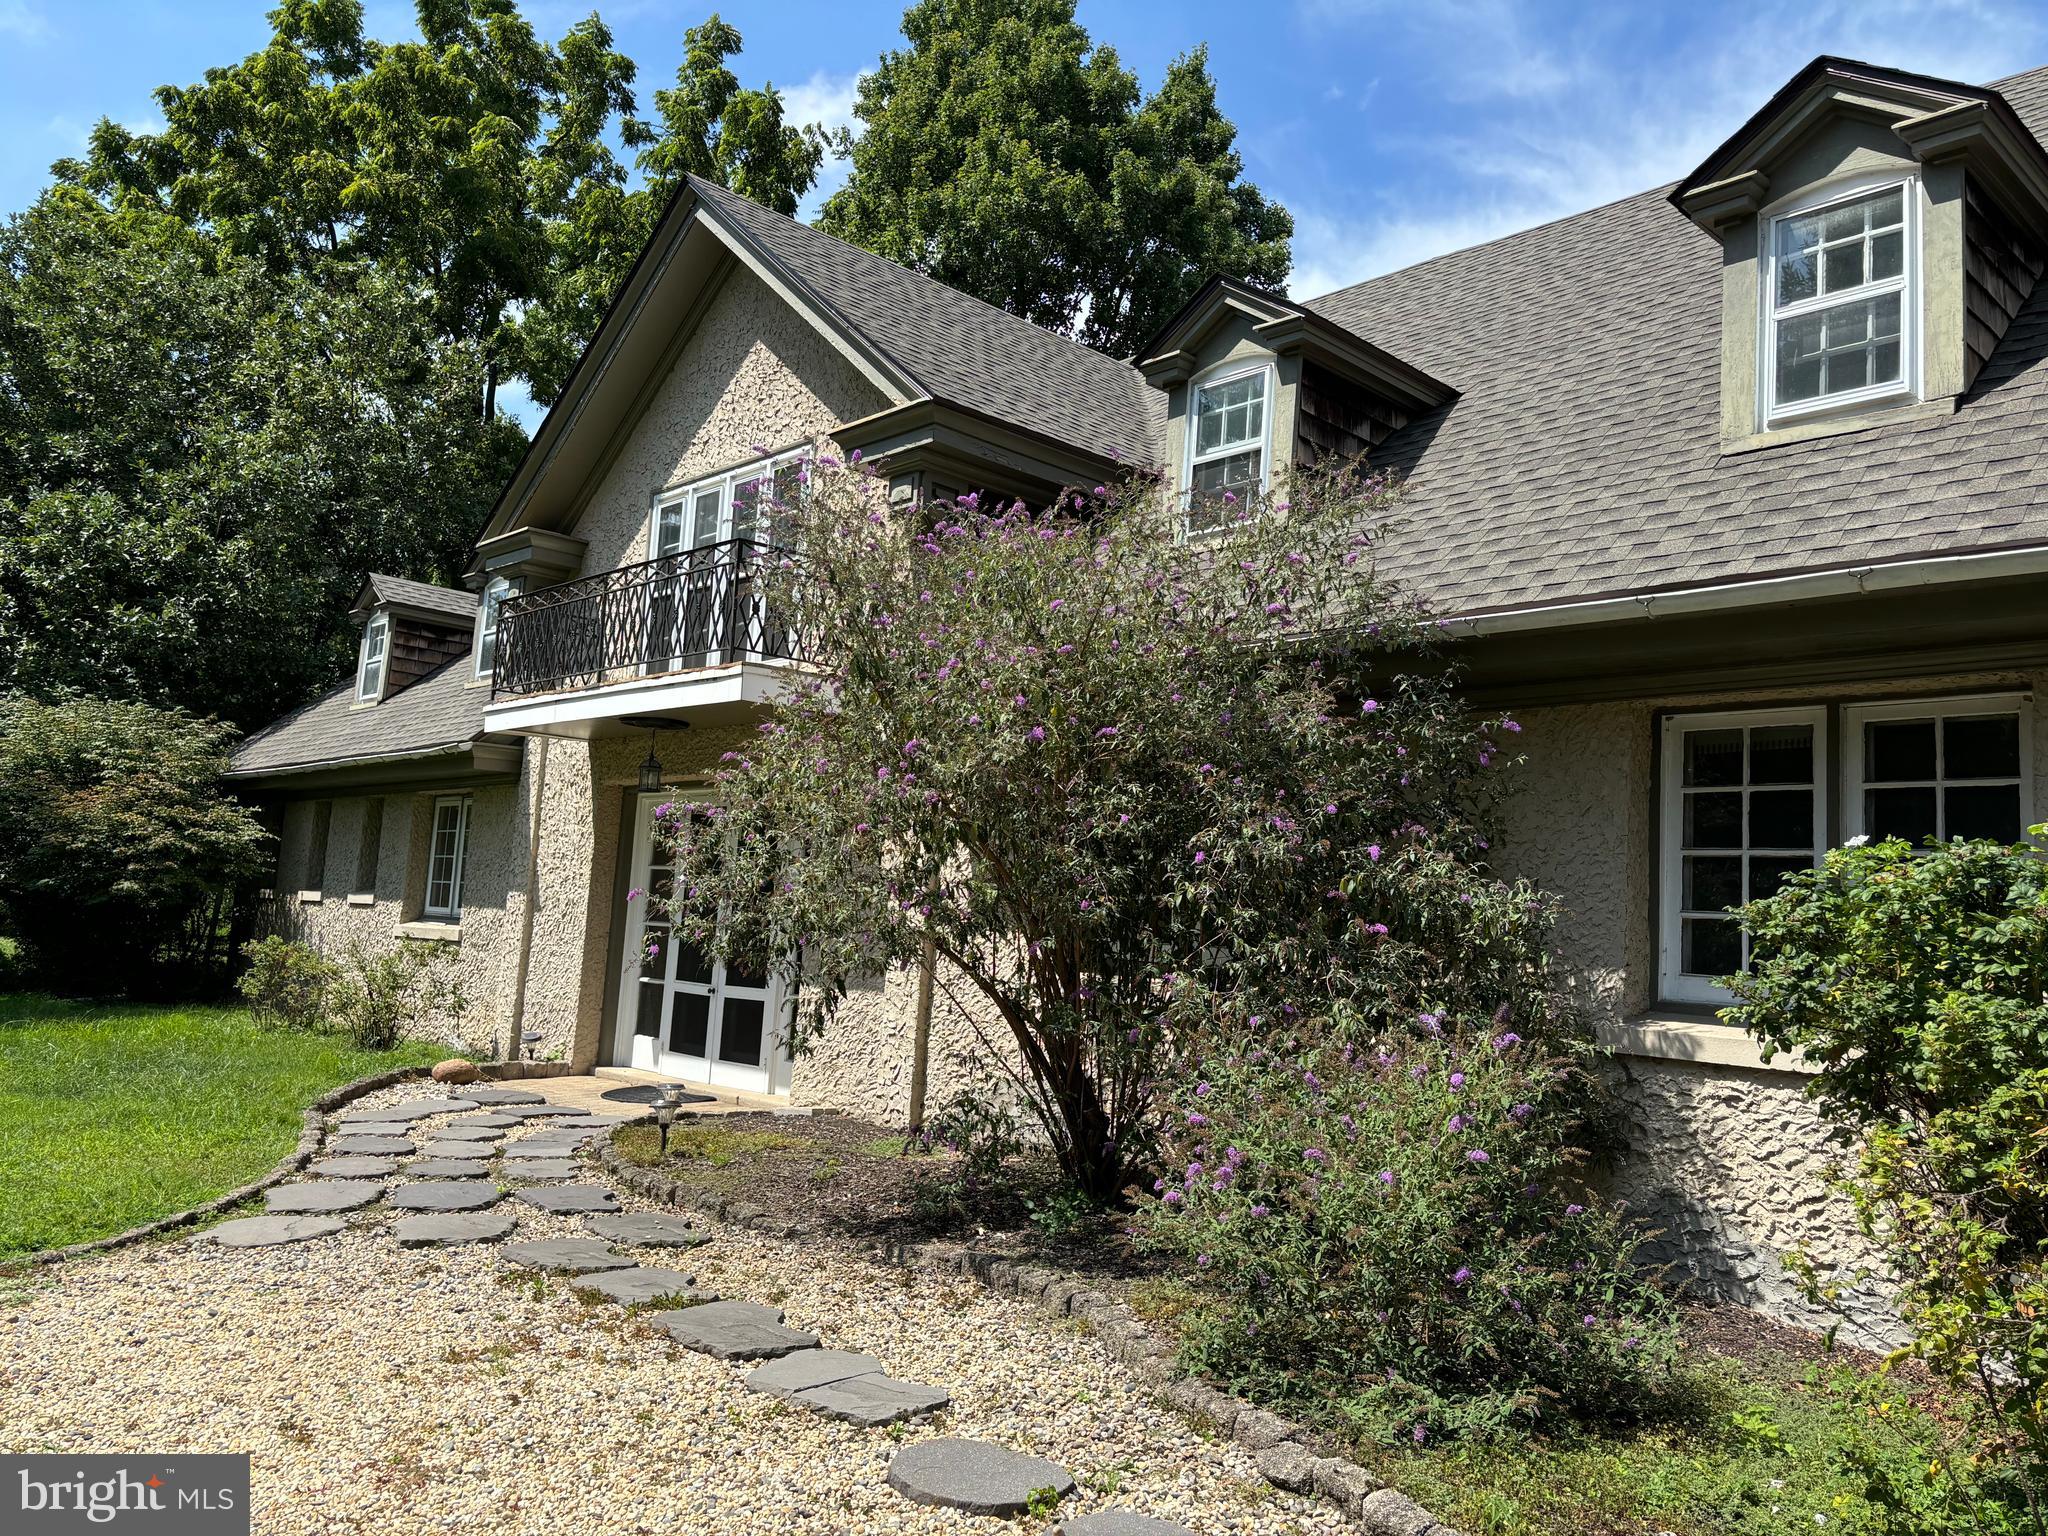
[231,55,2048,1341]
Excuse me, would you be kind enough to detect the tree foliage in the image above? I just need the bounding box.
[1727,835,2048,1534]
[0,193,525,728]
[655,460,1529,1199]
[820,0,1292,357]
[55,1,827,408]
[0,693,270,994]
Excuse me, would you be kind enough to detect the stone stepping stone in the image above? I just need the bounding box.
[572,1265,702,1306]
[266,1181,383,1214]
[331,1122,414,1137]
[204,1215,346,1248]
[434,1124,507,1143]
[584,1212,704,1248]
[454,1113,522,1129]
[393,1212,519,1247]
[503,1139,585,1156]
[796,1373,952,1427]
[503,1159,582,1181]
[328,1135,415,1157]
[406,1158,491,1180]
[495,1103,592,1120]
[887,1439,1076,1517]
[650,1301,818,1360]
[745,1348,887,1397]
[1058,1515,1196,1536]
[307,1156,398,1179]
[515,1185,618,1214]
[388,1181,504,1212]
[461,1087,547,1106]
[336,1099,476,1123]
[418,1140,497,1160]
[501,1238,634,1274]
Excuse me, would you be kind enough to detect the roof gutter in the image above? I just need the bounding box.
[1445,544,2048,637]
[225,740,520,782]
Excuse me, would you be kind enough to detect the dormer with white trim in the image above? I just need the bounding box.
[1674,56,2048,452]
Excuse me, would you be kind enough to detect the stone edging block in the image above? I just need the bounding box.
[590,1130,1469,1535]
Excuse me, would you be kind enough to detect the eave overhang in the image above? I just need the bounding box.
[226,740,524,797]
[1137,276,1456,415]
[831,398,1142,502]
[1672,55,2048,240]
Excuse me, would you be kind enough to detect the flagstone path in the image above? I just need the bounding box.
[0,1084,1355,1535]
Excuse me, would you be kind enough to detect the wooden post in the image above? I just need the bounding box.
[907,930,935,1134]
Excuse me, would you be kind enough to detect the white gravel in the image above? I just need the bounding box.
[0,1091,1343,1535]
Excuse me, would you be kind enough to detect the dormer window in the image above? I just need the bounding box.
[357,613,389,702]
[1183,364,1271,537]
[1765,179,1915,424]
[474,576,512,679]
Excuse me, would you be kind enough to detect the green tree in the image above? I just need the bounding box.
[0,194,526,727]
[58,1,827,408]
[656,462,1526,1199]
[0,693,270,994]
[821,0,1291,357]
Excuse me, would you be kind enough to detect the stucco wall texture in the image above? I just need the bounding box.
[1496,668,2045,1346]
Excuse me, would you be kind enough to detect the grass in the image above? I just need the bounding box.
[1335,1346,1960,1536]
[611,1121,808,1168]
[0,992,445,1262]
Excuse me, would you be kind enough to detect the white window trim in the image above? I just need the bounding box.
[423,795,470,920]
[1841,692,2033,843]
[1757,172,1920,430]
[357,612,390,703]
[1179,360,1275,537]
[474,575,513,680]
[1657,706,1828,1007]
[647,445,810,560]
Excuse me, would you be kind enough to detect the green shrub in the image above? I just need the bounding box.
[1144,1001,1679,1444]
[0,693,268,992]
[1726,832,2048,1533]
[237,936,338,1032]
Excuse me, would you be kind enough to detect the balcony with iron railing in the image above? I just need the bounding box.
[491,538,816,702]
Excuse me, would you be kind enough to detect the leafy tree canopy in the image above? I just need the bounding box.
[820,0,1292,357]
[56,1,827,408]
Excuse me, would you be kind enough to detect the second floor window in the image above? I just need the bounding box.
[1184,366,1270,537]
[474,576,512,679]
[357,614,389,702]
[1766,181,1912,422]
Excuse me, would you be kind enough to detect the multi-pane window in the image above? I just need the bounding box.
[651,447,808,557]
[423,796,470,919]
[1768,182,1911,418]
[357,614,389,702]
[1184,367,1269,537]
[474,576,513,679]
[1846,699,2029,846]
[1659,709,1824,1003]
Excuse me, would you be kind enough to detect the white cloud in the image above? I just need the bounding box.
[0,1,47,40]
[784,69,865,222]
[1282,0,2048,299]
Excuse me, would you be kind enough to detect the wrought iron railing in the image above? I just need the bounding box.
[492,538,814,699]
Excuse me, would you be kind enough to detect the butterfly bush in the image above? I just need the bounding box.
[656,452,1531,1199]
[1145,989,1678,1442]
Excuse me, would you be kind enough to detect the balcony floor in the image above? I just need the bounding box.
[482,659,804,737]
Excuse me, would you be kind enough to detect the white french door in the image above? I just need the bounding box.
[613,794,791,1093]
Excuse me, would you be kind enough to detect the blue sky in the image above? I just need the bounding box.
[5,0,2046,307]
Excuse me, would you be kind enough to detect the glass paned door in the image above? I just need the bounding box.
[614,795,790,1093]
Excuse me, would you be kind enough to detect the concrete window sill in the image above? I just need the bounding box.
[296,890,323,905]
[345,893,376,907]
[395,920,461,943]
[1597,1014,1818,1075]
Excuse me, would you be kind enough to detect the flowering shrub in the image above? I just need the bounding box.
[1726,834,2048,1531]
[1144,1000,1678,1442]
[657,455,1526,1197]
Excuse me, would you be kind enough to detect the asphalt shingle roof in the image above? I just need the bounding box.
[1301,63,2048,617]
[229,658,485,776]
[363,573,478,621]
[690,177,1164,467]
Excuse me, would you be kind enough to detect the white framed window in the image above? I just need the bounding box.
[1181,363,1272,538]
[423,795,470,919]
[1762,177,1916,425]
[1658,707,1827,1004]
[1843,694,2032,847]
[357,613,390,702]
[474,575,513,679]
[649,446,808,558]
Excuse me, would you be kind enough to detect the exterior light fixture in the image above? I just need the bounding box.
[623,715,690,793]
[638,732,664,793]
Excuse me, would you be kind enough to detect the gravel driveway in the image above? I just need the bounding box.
[0,1090,1344,1535]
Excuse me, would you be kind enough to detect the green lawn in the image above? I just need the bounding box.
[0,993,445,1262]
